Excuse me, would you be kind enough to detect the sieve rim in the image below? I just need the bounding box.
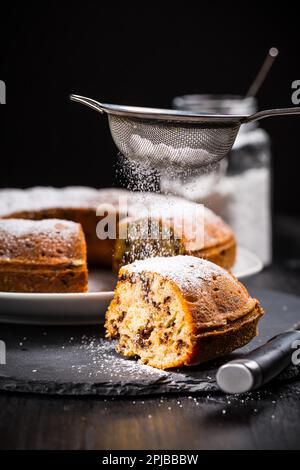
[70,94,247,124]
[98,102,247,124]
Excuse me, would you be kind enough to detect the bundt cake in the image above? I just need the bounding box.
[105,255,264,369]
[0,187,236,270]
[0,219,88,293]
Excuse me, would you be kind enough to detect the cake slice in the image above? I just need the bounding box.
[0,219,88,293]
[105,255,264,369]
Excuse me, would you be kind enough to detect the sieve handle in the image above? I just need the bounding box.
[246,107,300,123]
[70,94,106,114]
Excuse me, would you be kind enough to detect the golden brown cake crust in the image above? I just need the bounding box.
[105,256,264,369]
[113,191,236,272]
[193,238,236,271]
[0,219,88,293]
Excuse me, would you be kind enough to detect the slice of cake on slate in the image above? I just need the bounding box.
[105,255,264,369]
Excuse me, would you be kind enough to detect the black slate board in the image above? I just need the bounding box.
[0,288,299,396]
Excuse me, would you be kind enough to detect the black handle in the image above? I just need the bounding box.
[246,330,300,386]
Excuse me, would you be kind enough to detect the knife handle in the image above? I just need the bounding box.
[216,330,300,394]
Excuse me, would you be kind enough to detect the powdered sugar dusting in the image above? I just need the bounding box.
[0,218,80,238]
[0,187,222,226]
[78,334,169,380]
[124,255,231,292]
[0,187,128,215]
[126,192,230,248]
[0,219,82,260]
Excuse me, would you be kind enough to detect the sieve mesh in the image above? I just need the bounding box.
[108,115,240,169]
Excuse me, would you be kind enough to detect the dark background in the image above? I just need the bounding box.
[0,3,299,214]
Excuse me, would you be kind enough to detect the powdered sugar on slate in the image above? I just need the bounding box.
[78,334,169,380]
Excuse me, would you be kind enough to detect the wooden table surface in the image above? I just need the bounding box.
[0,216,300,450]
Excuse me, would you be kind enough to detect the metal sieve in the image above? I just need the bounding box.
[70,94,300,169]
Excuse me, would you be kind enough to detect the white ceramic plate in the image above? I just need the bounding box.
[0,247,262,325]
[232,246,263,280]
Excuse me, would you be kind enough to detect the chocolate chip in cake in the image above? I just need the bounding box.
[138,325,154,340]
[176,339,187,351]
[117,311,126,322]
[159,332,170,344]
[185,294,198,303]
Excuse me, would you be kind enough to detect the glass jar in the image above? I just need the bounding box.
[160,95,272,266]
